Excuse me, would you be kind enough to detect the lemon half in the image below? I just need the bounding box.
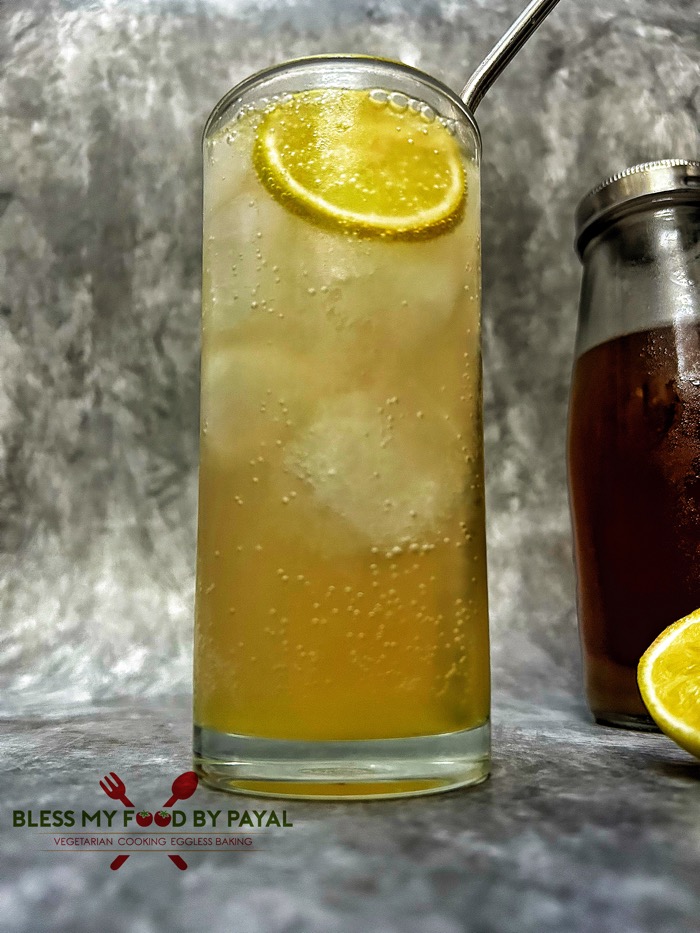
[253,88,466,239]
[637,608,700,758]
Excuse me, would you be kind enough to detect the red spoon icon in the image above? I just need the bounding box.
[163,771,199,807]
[161,772,198,870]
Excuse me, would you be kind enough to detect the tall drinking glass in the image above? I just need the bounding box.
[193,56,489,798]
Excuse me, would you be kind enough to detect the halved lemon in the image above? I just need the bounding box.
[637,608,700,758]
[252,87,466,239]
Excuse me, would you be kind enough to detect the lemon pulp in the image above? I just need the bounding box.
[637,608,700,758]
[252,87,466,239]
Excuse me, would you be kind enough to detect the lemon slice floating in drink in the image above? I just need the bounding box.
[637,608,700,758]
[253,88,466,238]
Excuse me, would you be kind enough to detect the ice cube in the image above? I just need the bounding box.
[203,186,293,333]
[201,341,315,465]
[283,391,463,545]
[295,222,476,352]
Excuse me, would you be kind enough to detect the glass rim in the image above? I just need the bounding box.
[203,53,481,146]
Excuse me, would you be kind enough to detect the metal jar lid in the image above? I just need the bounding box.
[575,159,700,257]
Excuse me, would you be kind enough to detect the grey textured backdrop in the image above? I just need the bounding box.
[3,4,700,933]
[0,0,699,711]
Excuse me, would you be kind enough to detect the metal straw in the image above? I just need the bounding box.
[461,0,563,114]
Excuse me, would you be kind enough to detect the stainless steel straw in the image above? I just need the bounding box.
[461,0,563,113]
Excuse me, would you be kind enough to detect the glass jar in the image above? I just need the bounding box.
[569,159,700,729]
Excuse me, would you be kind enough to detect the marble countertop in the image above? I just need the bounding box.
[2,692,699,933]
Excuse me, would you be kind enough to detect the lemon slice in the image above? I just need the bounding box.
[637,608,700,758]
[253,88,466,239]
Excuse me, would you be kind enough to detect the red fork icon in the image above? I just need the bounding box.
[98,773,134,871]
[99,772,134,808]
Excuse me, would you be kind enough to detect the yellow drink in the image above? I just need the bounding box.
[194,58,489,798]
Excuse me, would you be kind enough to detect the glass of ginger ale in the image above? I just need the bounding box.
[194,55,490,798]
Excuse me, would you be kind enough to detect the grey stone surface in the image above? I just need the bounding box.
[1,0,699,929]
[2,694,700,933]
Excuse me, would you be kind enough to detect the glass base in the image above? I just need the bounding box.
[593,711,660,732]
[584,655,658,731]
[193,721,490,800]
